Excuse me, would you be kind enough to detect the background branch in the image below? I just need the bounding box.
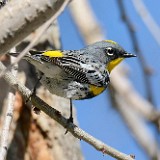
[0,0,69,78]
[69,0,160,159]
[0,0,69,55]
[131,0,160,46]
[109,67,160,159]
[117,0,154,103]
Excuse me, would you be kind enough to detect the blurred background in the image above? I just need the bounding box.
[58,0,160,159]
[0,0,160,160]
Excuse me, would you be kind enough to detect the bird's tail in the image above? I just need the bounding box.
[8,52,20,57]
[9,50,45,66]
[9,50,44,57]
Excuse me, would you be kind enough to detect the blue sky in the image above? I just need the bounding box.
[58,0,160,159]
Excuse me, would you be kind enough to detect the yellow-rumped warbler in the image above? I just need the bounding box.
[10,40,136,121]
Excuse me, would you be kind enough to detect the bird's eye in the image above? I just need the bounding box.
[105,47,114,56]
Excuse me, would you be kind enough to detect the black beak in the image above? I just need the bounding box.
[122,52,136,58]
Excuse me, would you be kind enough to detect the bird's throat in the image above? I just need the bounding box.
[107,58,124,73]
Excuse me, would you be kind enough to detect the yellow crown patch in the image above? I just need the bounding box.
[104,40,117,45]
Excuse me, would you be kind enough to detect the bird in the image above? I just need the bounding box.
[9,40,136,122]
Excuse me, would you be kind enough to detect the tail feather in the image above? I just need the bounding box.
[9,50,44,57]
[8,52,20,57]
[8,50,43,65]
[29,50,44,55]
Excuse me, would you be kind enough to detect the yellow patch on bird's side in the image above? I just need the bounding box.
[104,40,117,45]
[107,58,124,73]
[43,50,64,57]
[89,85,105,96]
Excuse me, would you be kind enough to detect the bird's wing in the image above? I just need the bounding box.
[35,50,110,87]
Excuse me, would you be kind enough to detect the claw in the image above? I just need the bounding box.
[65,116,73,134]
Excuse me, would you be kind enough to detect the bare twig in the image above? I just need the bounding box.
[131,0,160,46]
[117,0,154,103]
[0,62,134,160]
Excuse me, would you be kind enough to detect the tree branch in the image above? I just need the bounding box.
[131,0,160,46]
[0,0,70,55]
[0,47,18,160]
[0,50,18,160]
[0,0,69,78]
[117,0,154,104]
[0,61,134,160]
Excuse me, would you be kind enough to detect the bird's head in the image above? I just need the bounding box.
[101,40,136,73]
